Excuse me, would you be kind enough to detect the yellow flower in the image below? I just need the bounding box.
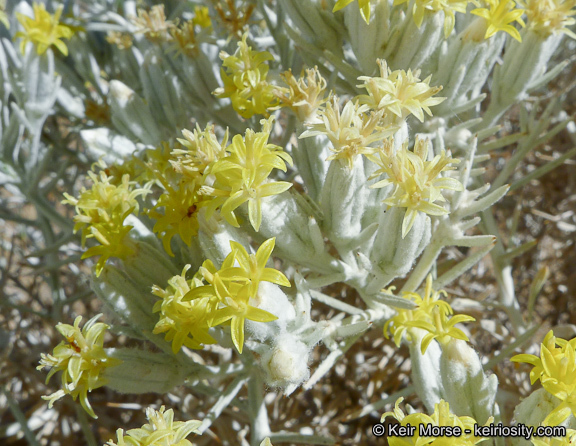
[512,331,576,426]
[173,124,229,180]
[193,6,212,28]
[213,0,255,36]
[274,67,328,123]
[147,185,203,257]
[153,238,289,354]
[369,137,463,238]
[152,265,219,353]
[169,20,199,57]
[518,0,576,39]
[81,225,135,274]
[356,59,445,125]
[145,127,229,255]
[138,143,175,184]
[213,33,277,118]
[209,278,278,354]
[169,7,213,58]
[62,168,151,276]
[105,31,133,50]
[37,315,121,419]
[105,406,202,446]
[531,429,576,446]
[194,238,289,354]
[14,3,75,55]
[133,4,176,43]
[382,397,492,445]
[332,0,372,23]
[200,117,293,231]
[299,96,397,169]
[384,275,475,353]
[220,237,291,299]
[471,0,526,42]
[393,0,475,37]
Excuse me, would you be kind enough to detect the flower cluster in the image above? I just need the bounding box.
[148,185,203,256]
[62,167,150,276]
[145,127,225,256]
[144,118,291,255]
[382,397,492,445]
[152,238,290,354]
[214,33,277,118]
[512,331,576,426]
[356,59,446,126]
[332,0,372,23]
[105,406,202,446]
[106,31,133,49]
[37,315,121,418]
[168,7,212,57]
[300,97,395,169]
[192,6,212,28]
[176,125,229,175]
[369,137,463,238]
[384,275,475,353]
[126,4,212,53]
[14,2,75,55]
[299,60,446,172]
[332,0,530,41]
[394,0,474,37]
[213,0,255,36]
[274,67,328,123]
[10,0,576,442]
[132,4,176,43]
[198,117,293,231]
[169,20,199,57]
[519,0,576,39]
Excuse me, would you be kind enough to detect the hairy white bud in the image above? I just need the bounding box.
[261,336,310,390]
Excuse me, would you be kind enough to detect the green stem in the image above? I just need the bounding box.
[480,210,526,334]
[75,404,98,446]
[248,370,271,446]
[401,238,443,293]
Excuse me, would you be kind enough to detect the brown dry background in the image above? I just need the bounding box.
[1,31,575,446]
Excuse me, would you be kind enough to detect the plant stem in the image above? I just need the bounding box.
[480,210,526,334]
[248,369,271,446]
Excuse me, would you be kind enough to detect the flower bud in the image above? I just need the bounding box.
[486,31,564,125]
[108,80,162,145]
[409,336,445,412]
[253,193,340,275]
[367,207,431,293]
[260,335,310,391]
[320,158,373,249]
[278,0,342,54]
[439,339,497,425]
[291,129,330,201]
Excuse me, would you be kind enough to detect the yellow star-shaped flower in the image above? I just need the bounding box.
[471,0,526,41]
[15,3,75,55]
